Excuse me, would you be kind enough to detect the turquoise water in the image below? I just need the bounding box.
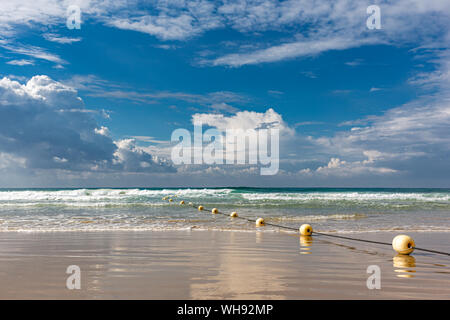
[0,188,449,233]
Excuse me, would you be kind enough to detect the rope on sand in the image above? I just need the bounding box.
[164,197,450,257]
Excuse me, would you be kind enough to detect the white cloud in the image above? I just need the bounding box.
[313,157,397,177]
[113,139,174,172]
[0,152,26,170]
[43,33,82,44]
[206,37,375,67]
[298,94,450,180]
[63,74,249,106]
[192,108,293,134]
[345,59,364,67]
[95,126,110,136]
[1,0,449,68]
[295,121,324,127]
[208,102,239,113]
[0,42,66,65]
[207,38,376,67]
[0,75,174,173]
[6,59,34,66]
[202,0,450,67]
[108,11,221,41]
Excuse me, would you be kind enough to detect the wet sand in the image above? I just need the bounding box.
[0,230,449,299]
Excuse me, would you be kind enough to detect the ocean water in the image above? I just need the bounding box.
[0,188,449,233]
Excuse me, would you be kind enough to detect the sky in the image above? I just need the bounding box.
[0,0,449,188]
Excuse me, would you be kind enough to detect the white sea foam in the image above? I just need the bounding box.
[240,192,450,202]
[0,189,448,204]
[268,213,367,222]
[0,188,448,232]
[0,188,234,203]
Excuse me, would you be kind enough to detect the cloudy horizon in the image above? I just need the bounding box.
[0,1,449,188]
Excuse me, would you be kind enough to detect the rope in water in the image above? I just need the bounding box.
[168,198,450,257]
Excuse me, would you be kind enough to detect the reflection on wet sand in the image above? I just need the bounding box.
[189,231,289,299]
[1,231,449,299]
[299,235,313,254]
[393,254,416,278]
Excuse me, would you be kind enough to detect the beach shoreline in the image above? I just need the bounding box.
[0,230,448,299]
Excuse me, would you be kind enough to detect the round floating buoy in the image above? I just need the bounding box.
[179,200,185,205]
[256,218,265,227]
[230,212,238,218]
[198,205,204,211]
[188,202,193,206]
[169,198,173,202]
[212,208,218,214]
[299,224,313,236]
[392,234,415,255]
[162,196,168,200]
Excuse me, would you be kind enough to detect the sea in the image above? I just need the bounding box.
[0,188,449,233]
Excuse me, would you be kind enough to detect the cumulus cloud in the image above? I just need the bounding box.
[192,108,293,134]
[293,95,450,181]
[314,157,397,176]
[183,100,449,183]
[1,1,449,186]
[0,75,174,173]
[113,139,174,172]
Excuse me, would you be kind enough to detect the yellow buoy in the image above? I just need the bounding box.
[392,235,415,255]
[256,218,265,227]
[179,200,185,205]
[230,212,238,218]
[162,196,168,200]
[198,205,204,211]
[299,224,313,236]
[168,198,173,202]
[212,208,218,214]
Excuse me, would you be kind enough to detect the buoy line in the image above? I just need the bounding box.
[163,196,450,257]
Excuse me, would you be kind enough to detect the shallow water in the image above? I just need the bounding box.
[0,231,448,299]
[0,188,449,233]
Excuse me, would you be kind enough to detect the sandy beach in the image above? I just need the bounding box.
[0,230,448,299]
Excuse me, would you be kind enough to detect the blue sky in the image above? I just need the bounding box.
[0,0,449,187]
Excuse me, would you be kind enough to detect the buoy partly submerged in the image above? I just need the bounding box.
[179,200,185,205]
[230,212,238,218]
[212,208,218,214]
[198,205,204,211]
